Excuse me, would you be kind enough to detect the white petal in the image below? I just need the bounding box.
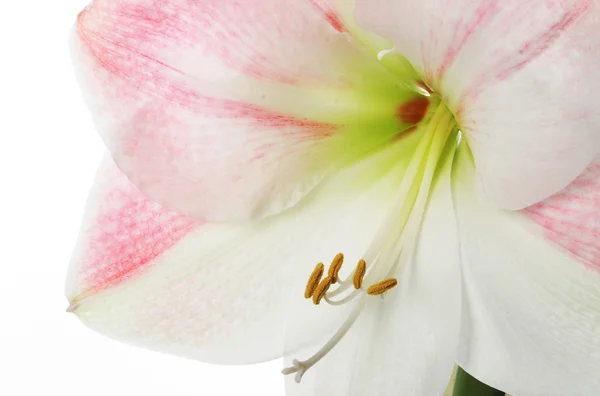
[355,0,600,209]
[284,149,461,395]
[67,132,422,365]
[453,147,600,395]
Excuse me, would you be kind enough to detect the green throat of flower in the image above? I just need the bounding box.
[284,99,459,382]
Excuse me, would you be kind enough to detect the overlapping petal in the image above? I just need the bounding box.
[453,147,600,396]
[523,155,600,271]
[72,0,421,221]
[283,148,461,396]
[67,131,422,364]
[355,0,600,209]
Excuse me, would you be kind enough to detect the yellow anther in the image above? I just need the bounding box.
[304,263,325,299]
[367,278,398,296]
[327,253,344,283]
[312,276,333,305]
[353,259,366,289]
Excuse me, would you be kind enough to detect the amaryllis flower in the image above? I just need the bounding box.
[66,0,600,395]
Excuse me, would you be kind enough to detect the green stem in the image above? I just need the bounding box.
[452,367,505,396]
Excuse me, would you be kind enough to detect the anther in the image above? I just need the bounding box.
[353,259,366,289]
[327,253,344,283]
[312,276,333,305]
[304,263,325,299]
[367,278,398,296]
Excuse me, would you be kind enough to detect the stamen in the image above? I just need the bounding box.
[312,276,333,305]
[353,259,366,289]
[286,104,458,383]
[304,263,325,299]
[367,278,398,295]
[327,253,344,283]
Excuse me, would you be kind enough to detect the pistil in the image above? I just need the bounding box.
[284,103,458,383]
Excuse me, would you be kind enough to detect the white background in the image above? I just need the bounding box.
[1,1,283,395]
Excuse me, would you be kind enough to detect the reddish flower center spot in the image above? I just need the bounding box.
[397,97,430,124]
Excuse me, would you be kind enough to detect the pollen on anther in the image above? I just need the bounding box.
[327,253,344,283]
[312,276,333,305]
[353,259,366,289]
[305,263,325,299]
[367,278,398,296]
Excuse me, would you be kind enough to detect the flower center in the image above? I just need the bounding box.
[283,102,458,382]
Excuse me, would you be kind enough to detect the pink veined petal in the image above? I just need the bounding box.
[67,134,421,364]
[523,155,600,271]
[355,0,600,209]
[72,0,415,221]
[66,157,203,299]
[452,147,600,395]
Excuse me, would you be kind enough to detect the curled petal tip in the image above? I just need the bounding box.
[66,302,80,313]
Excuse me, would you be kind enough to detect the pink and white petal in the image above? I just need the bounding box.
[72,0,415,221]
[355,0,600,209]
[523,155,600,271]
[284,150,461,396]
[67,133,421,365]
[452,147,600,396]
